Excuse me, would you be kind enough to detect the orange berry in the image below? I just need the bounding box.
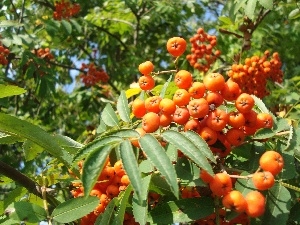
[187,98,209,119]
[252,171,275,190]
[203,73,225,92]
[255,112,274,129]
[166,37,187,57]
[138,61,154,75]
[188,81,206,99]
[259,150,284,175]
[174,70,193,89]
[159,98,176,115]
[138,75,155,90]
[145,96,162,113]
[173,89,190,106]
[245,191,265,218]
[209,173,232,197]
[225,128,245,146]
[235,93,255,113]
[173,107,190,125]
[142,112,160,133]
[222,190,247,213]
[132,98,146,118]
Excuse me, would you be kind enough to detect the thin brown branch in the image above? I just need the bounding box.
[0,160,59,207]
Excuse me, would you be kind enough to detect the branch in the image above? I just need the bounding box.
[0,160,59,207]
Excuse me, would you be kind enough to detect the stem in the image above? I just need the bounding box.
[152,70,177,76]
[279,181,300,193]
[0,160,59,207]
[42,185,53,225]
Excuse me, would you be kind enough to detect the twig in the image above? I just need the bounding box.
[0,160,59,207]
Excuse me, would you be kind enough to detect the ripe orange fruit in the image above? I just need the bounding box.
[222,190,247,213]
[159,113,173,127]
[142,112,160,133]
[138,61,154,75]
[132,98,146,118]
[245,191,265,218]
[225,128,245,146]
[205,92,224,108]
[198,126,218,145]
[166,37,187,57]
[173,107,190,125]
[235,93,255,113]
[255,112,274,129]
[228,111,245,128]
[159,98,176,115]
[145,96,162,113]
[203,73,225,92]
[200,169,214,183]
[173,89,190,106]
[259,150,284,175]
[188,81,206,99]
[187,98,209,119]
[209,173,232,197]
[206,109,229,131]
[174,70,193,89]
[252,171,275,190]
[138,75,155,90]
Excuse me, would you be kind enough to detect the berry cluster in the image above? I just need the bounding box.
[227,51,283,98]
[53,0,80,20]
[70,159,135,225]
[79,63,109,87]
[186,28,221,72]
[131,36,284,223]
[0,44,10,65]
[32,48,54,61]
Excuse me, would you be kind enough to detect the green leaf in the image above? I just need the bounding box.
[162,130,213,175]
[73,136,123,163]
[182,130,216,163]
[0,20,23,27]
[148,197,214,224]
[0,84,26,98]
[119,140,143,201]
[61,19,72,34]
[289,8,300,20]
[112,185,133,225]
[289,202,300,223]
[132,175,151,225]
[101,103,119,127]
[175,157,205,187]
[97,118,107,134]
[252,128,275,140]
[0,132,24,144]
[125,88,141,99]
[0,113,72,167]
[253,95,270,114]
[159,75,173,98]
[244,0,257,20]
[262,183,292,225]
[3,187,27,214]
[52,196,99,223]
[23,140,44,161]
[108,129,139,138]
[82,145,113,197]
[117,91,131,123]
[149,173,174,196]
[95,198,118,225]
[139,134,179,198]
[234,171,256,195]
[258,0,273,10]
[218,16,233,25]
[9,202,46,223]
[70,19,82,32]
[53,134,83,154]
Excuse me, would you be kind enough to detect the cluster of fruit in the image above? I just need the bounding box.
[227,51,283,98]
[70,159,136,225]
[132,36,284,223]
[79,63,109,87]
[197,150,284,223]
[32,48,54,61]
[53,0,80,20]
[0,44,10,65]
[186,28,221,72]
